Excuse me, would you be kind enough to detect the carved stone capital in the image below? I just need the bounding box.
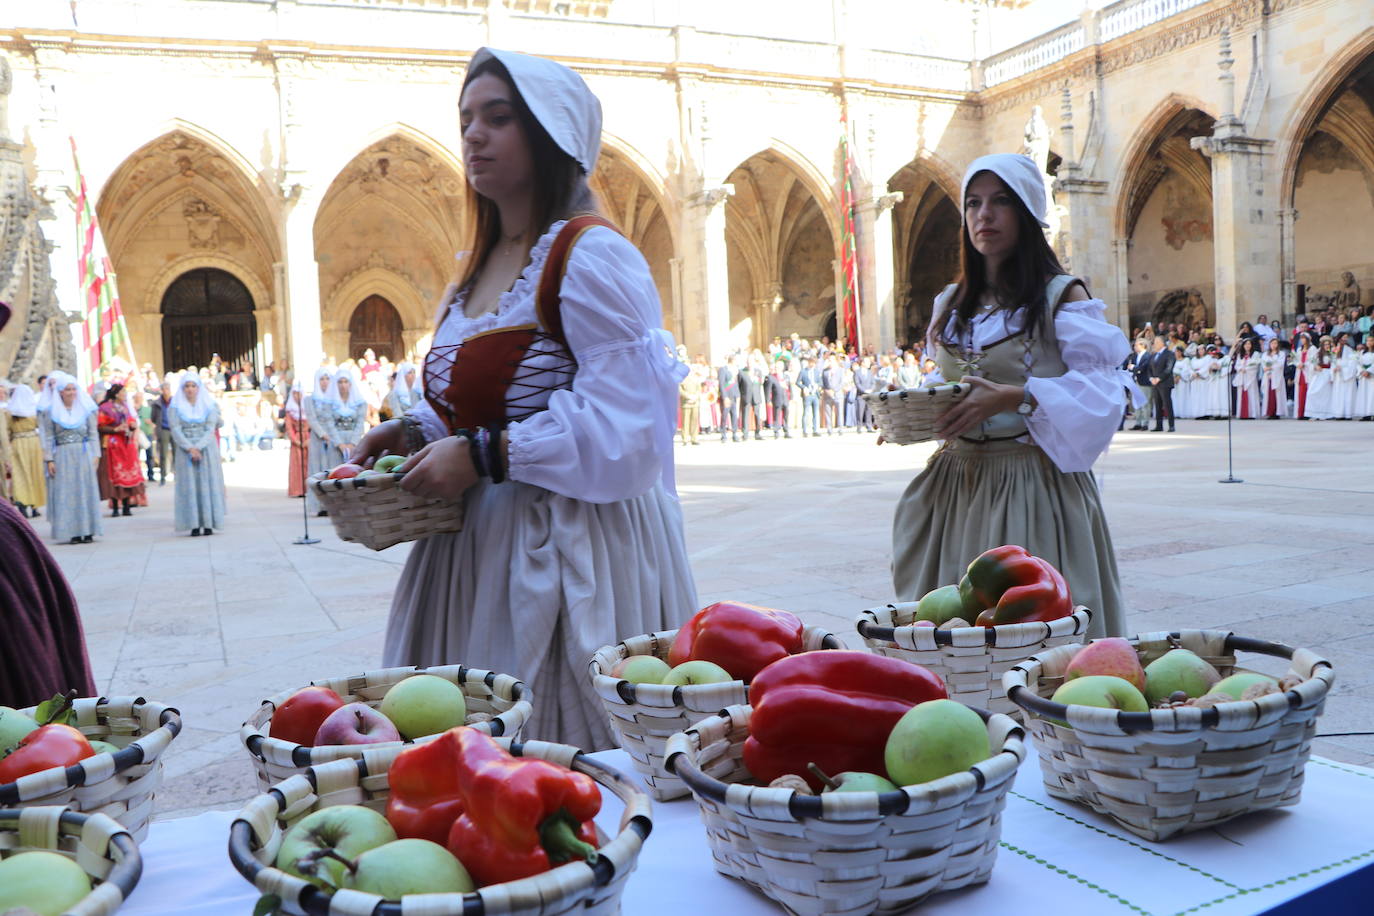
[859,191,905,215]
[1189,134,1273,159]
[691,185,734,209]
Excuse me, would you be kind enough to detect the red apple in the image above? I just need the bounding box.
[269,686,346,747]
[328,463,364,479]
[314,703,402,746]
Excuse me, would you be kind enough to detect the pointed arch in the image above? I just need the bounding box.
[309,122,466,201]
[1278,28,1374,206]
[1112,94,1218,239]
[90,118,270,211]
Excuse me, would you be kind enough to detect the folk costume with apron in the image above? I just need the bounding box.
[891,153,1133,639]
[383,48,697,751]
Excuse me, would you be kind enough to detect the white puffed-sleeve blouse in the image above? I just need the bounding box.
[407,220,685,503]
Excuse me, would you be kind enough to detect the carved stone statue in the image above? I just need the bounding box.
[1334,271,1362,311]
[1021,105,1051,176]
[0,55,11,141]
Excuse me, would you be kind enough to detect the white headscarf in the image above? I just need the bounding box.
[5,383,36,418]
[170,372,213,423]
[35,376,59,414]
[47,371,98,428]
[330,366,367,410]
[390,362,418,404]
[311,368,333,399]
[285,380,305,419]
[961,153,1050,229]
[466,47,602,174]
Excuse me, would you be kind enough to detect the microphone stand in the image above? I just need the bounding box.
[293,413,320,545]
[1219,348,1242,484]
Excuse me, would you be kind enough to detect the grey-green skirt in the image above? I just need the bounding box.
[891,439,1126,638]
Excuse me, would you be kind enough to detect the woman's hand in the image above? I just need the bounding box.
[348,419,408,467]
[46,460,56,477]
[398,436,477,501]
[935,376,1023,440]
[190,447,202,463]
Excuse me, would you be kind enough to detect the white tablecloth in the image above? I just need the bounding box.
[118,749,1374,916]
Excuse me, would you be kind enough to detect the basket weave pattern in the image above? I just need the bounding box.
[1003,629,1335,841]
[0,806,142,916]
[1,697,181,842]
[857,604,1092,723]
[229,739,651,916]
[864,383,966,445]
[589,626,838,802]
[240,664,532,791]
[664,705,1025,916]
[309,471,463,551]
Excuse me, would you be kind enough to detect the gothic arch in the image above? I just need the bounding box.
[1112,94,1218,239]
[322,266,429,341]
[888,159,961,341]
[1278,29,1374,206]
[311,122,466,208]
[146,253,272,320]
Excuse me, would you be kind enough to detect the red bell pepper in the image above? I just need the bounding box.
[445,728,601,887]
[0,724,94,784]
[958,545,1073,627]
[743,651,947,791]
[384,731,468,845]
[668,601,804,682]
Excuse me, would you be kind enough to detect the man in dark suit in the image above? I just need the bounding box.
[820,356,844,434]
[852,356,877,432]
[737,360,764,440]
[797,358,821,437]
[717,354,741,442]
[1128,339,1153,430]
[764,362,793,438]
[1147,336,1176,432]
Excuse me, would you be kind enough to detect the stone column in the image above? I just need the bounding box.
[252,308,276,367]
[1056,175,1113,319]
[1279,207,1298,322]
[1112,238,1132,331]
[137,314,162,373]
[832,257,845,344]
[401,325,432,362]
[280,192,325,376]
[682,185,734,363]
[855,192,903,353]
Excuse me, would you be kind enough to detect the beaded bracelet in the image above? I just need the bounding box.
[397,417,427,455]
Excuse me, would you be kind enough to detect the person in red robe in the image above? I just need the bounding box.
[97,383,146,517]
[284,381,310,498]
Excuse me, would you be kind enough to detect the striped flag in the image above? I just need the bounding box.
[72,137,135,379]
[838,112,861,350]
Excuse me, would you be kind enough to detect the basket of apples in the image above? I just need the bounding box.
[240,665,532,790]
[857,545,1093,722]
[588,601,842,801]
[0,694,181,841]
[663,651,1025,915]
[229,727,651,916]
[1003,629,1335,841]
[0,806,142,916]
[309,454,463,551]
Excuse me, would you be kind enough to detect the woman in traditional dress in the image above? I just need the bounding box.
[1355,343,1374,420]
[1292,332,1315,419]
[1306,336,1336,420]
[1231,338,1261,419]
[168,373,225,536]
[304,368,336,516]
[1260,337,1288,419]
[40,373,102,545]
[385,362,419,419]
[6,381,46,518]
[1188,348,1215,418]
[351,48,696,748]
[285,381,310,498]
[1331,334,1359,419]
[96,383,146,517]
[1172,345,1195,419]
[891,153,1133,638]
[323,366,368,463]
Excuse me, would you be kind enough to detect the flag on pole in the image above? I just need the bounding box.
[838,111,861,351]
[72,137,135,380]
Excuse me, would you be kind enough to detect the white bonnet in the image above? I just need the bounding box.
[961,153,1050,229]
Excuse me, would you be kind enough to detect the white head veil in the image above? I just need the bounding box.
[6,383,36,418]
[391,362,418,402]
[330,366,368,409]
[170,372,213,423]
[466,48,602,175]
[312,367,333,399]
[961,153,1050,229]
[47,371,98,427]
[35,376,59,414]
[285,380,305,419]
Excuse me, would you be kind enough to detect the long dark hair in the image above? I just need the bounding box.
[448,58,598,312]
[942,170,1068,345]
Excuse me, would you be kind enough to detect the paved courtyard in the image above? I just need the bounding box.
[44,418,1374,821]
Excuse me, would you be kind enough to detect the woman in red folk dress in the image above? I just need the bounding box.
[284,381,310,498]
[96,382,146,517]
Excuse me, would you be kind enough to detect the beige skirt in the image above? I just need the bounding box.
[891,439,1126,638]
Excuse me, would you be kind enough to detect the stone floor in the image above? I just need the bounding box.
[44,416,1374,822]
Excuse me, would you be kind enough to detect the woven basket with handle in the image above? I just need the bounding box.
[309,471,463,551]
[857,604,1092,723]
[0,697,181,842]
[228,738,651,916]
[1004,629,1335,841]
[664,704,1025,916]
[864,383,967,445]
[240,664,531,791]
[0,806,142,916]
[588,626,841,801]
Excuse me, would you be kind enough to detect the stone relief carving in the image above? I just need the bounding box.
[1334,271,1361,310]
[112,132,237,210]
[183,198,221,249]
[1021,105,1051,175]
[1152,288,1210,329]
[341,140,463,200]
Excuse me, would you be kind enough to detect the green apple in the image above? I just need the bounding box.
[89,740,121,755]
[374,455,407,474]
[1143,649,1221,704]
[342,838,475,898]
[275,805,397,888]
[806,762,899,794]
[0,707,39,755]
[610,655,671,684]
[914,585,966,626]
[661,660,734,686]
[1051,675,1150,725]
[884,699,991,787]
[0,850,92,916]
[1212,672,1279,701]
[1064,638,1147,692]
[379,675,467,741]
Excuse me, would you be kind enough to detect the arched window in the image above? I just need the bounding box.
[160,268,257,374]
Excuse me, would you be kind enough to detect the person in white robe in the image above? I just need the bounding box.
[1306,336,1336,420]
[304,367,336,515]
[1172,346,1195,419]
[1354,344,1374,420]
[1260,338,1288,419]
[168,373,225,535]
[1292,334,1316,419]
[1189,351,1216,418]
[323,366,368,458]
[1331,336,1359,419]
[385,362,419,419]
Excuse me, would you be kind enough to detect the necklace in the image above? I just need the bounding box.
[500,229,526,254]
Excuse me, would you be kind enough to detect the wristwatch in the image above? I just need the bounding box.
[1016,389,1036,416]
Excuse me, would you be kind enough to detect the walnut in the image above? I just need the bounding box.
[1278,674,1304,692]
[937,617,972,630]
[768,775,813,794]
[1241,682,1279,701]
[1187,692,1234,709]
[464,712,494,725]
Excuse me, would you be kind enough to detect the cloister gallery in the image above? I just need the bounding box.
[1,0,1371,382]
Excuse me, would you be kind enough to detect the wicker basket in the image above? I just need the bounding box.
[240,664,532,791]
[857,604,1092,723]
[1003,629,1335,841]
[664,704,1025,916]
[0,806,142,916]
[0,697,181,842]
[308,471,463,551]
[589,626,841,801]
[229,738,651,916]
[864,383,967,445]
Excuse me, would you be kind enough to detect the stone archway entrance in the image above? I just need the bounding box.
[161,267,257,373]
[348,295,404,362]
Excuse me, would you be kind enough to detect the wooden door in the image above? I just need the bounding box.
[348,295,404,362]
